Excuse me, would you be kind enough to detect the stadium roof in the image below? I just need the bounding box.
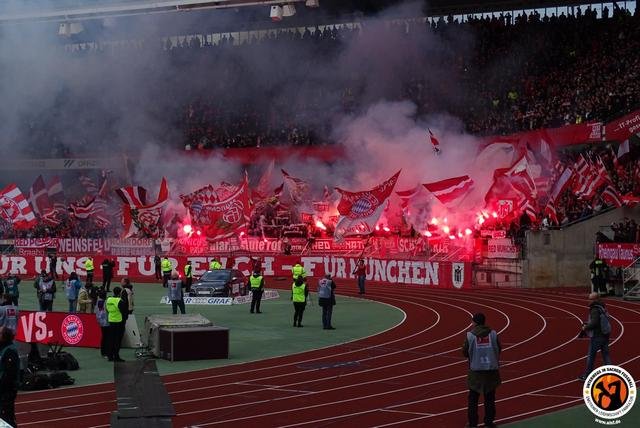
[0,1,612,23]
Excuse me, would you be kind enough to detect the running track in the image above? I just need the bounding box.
[14,284,640,427]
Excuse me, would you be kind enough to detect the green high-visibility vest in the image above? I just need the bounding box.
[106,297,122,323]
[210,260,222,270]
[292,283,306,303]
[85,259,94,271]
[161,259,172,273]
[250,275,263,289]
[184,264,192,278]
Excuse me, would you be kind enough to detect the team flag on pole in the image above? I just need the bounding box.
[428,128,441,154]
[0,184,37,229]
[334,171,401,241]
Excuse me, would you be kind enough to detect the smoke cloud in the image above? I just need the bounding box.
[0,1,519,231]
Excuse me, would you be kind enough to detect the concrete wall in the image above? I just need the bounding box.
[524,206,640,288]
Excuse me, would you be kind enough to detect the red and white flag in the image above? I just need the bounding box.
[544,200,558,225]
[617,139,630,162]
[602,185,622,208]
[47,176,66,212]
[428,128,441,154]
[182,174,250,241]
[334,171,400,241]
[423,175,474,206]
[549,167,574,203]
[117,178,169,238]
[0,184,37,229]
[28,175,50,216]
[519,198,537,222]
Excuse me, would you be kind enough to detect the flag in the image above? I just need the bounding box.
[117,178,169,238]
[28,175,61,226]
[544,200,558,225]
[281,169,310,204]
[256,160,275,197]
[504,154,537,198]
[617,139,630,162]
[549,167,574,203]
[47,176,66,212]
[539,138,553,165]
[519,198,537,222]
[0,184,37,229]
[215,182,239,201]
[79,175,98,195]
[28,175,49,216]
[423,175,474,206]
[334,171,400,241]
[602,185,622,208]
[621,193,640,206]
[428,128,441,154]
[181,175,250,240]
[396,186,421,210]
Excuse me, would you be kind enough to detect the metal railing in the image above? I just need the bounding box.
[622,256,640,300]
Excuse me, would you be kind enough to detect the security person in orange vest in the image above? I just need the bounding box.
[248,270,265,314]
[106,287,128,362]
[292,262,306,281]
[161,256,172,288]
[183,261,193,293]
[291,276,308,327]
[209,258,222,270]
[84,256,95,285]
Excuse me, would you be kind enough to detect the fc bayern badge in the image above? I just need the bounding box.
[61,314,84,345]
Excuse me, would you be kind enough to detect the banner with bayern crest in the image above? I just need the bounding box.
[333,170,400,241]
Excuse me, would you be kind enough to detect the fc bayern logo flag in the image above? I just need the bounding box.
[334,171,400,240]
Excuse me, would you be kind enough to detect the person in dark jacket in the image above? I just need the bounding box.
[48,254,58,279]
[317,274,336,330]
[578,292,612,381]
[0,326,19,428]
[1,275,20,306]
[353,259,366,294]
[462,312,501,428]
[154,255,162,280]
[589,255,609,295]
[101,258,116,291]
[291,276,308,327]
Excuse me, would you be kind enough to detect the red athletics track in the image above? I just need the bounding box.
[14,284,640,428]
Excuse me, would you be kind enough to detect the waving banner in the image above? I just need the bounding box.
[182,174,250,241]
[334,171,400,241]
[116,178,169,238]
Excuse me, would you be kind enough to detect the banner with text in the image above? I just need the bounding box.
[15,310,101,348]
[2,255,471,289]
[597,243,640,267]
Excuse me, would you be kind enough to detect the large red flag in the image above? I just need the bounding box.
[423,175,474,206]
[0,184,37,229]
[117,178,169,238]
[334,171,400,241]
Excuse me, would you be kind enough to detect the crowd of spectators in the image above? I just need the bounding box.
[175,3,640,149]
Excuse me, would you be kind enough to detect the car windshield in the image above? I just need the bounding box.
[200,271,231,281]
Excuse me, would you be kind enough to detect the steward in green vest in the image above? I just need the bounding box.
[105,287,128,362]
[248,270,264,314]
[291,276,308,328]
[209,259,222,270]
[161,257,172,288]
[84,257,94,284]
[183,261,193,293]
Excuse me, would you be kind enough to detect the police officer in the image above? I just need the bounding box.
[161,256,172,287]
[462,312,501,428]
[292,262,306,281]
[0,294,19,333]
[291,276,308,327]
[106,287,128,362]
[248,270,264,314]
[85,256,95,285]
[167,272,186,315]
[209,257,222,270]
[1,275,20,306]
[184,261,193,293]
